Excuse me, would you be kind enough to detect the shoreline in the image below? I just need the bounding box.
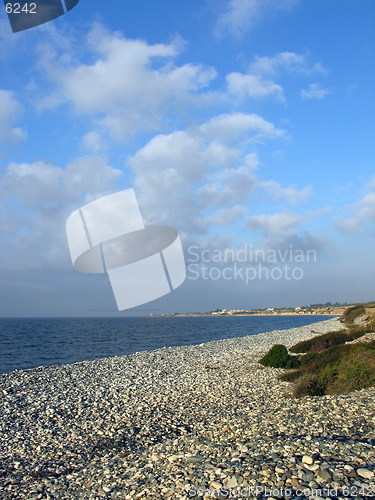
[151,313,339,317]
[0,315,331,375]
[1,317,374,498]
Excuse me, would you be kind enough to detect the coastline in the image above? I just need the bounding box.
[1,317,374,498]
[154,313,340,317]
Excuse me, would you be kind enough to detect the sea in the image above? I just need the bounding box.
[0,315,333,375]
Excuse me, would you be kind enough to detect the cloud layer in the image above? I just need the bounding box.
[0,25,329,273]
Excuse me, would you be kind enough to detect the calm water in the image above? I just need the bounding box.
[0,315,333,374]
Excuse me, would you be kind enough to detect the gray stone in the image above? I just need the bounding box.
[316,470,332,483]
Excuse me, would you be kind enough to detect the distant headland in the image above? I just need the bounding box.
[149,301,375,317]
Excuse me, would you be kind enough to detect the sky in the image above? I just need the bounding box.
[0,0,374,317]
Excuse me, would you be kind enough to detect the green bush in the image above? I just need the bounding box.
[259,344,300,369]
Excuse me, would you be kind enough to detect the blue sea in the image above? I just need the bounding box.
[0,315,333,374]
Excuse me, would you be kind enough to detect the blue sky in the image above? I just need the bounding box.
[0,0,374,316]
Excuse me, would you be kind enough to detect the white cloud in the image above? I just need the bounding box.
[130,130,238,235]
[198,154,259,207]
[306,206,333,217]
[250,52,325,77]
[355,192,375,221]
[336,183,375,233]
[246,210,305,235]
[215,0,299,38]
[0,156,123,270]
[129,113,285,238]
[38,26,217,140]
[208,205,249,225]
[200,112,285,143]
[82,131,107,153]
[226,52,329,107]
[301,83,330,99]
[226,72,284,101]
[1,156,121,208]
[0,90,26,146]
[260,180,313,204]
[335,218,362,234]
[262,230,331,255]
[219,187,329,255]
[224,52,325,106]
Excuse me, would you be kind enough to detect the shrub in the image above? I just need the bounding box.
[326,347,375,394]
[289,323,374,354]
[317,363,339,389]
[293,374,323,397]
[280,344,344,382]
[280,370,301,382]
[259,344,300,369]
[340,305,366,324]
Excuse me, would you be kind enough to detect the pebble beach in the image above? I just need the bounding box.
[0,317,374,499]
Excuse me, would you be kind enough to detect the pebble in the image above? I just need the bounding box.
[275,466,286,474]
[316,469,332,482]
[357,468,374,479]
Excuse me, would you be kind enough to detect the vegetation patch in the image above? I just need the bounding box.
[348,317,375,334]
[259,344,300,369]
[292,374,323,397]
[280,341,375,397]
[290,328,366,354]
[290,314,375,354]
[340,305,366,324]
[259,306,375,397]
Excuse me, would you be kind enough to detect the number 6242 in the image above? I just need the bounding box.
[6,3,37,14]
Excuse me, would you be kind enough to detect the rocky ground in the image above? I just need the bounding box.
[0,318,374,499]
